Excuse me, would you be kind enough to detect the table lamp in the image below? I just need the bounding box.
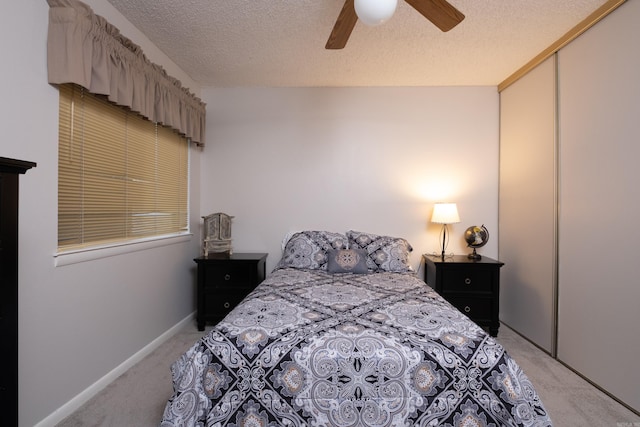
[431,203,460,258]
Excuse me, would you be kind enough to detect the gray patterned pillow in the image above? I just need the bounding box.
[277,231,348,270]
[346,230,413,272]
[326,249,369,274]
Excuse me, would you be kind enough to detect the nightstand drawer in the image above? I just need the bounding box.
[441,268,492,293]
[205,264,255,288]
[445,295,493,321]
[205,290,251,318]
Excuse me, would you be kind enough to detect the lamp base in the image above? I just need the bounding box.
[467,248,482,260]
[439,224,450,259]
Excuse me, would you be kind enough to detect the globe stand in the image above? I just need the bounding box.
[468,247,482,260]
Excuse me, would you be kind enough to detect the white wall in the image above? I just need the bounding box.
[201,87,500,273]
[1,1,201,426]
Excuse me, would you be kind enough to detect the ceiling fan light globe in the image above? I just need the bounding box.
[354,0,397,26]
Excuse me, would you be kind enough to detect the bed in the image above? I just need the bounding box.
[161,230,552,426]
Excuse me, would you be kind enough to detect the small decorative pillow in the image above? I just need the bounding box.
[326,249,369,274]
[277,231,348,270]
[346,230,413,273]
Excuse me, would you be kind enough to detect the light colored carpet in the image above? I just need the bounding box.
[56,322,639,426]
[495,325,639,426]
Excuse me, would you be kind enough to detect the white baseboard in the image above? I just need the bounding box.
[34,313,195,427]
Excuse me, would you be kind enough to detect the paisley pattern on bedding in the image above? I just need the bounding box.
[161,268,552,427]
[277,231,348,271]
[346,230,414,272]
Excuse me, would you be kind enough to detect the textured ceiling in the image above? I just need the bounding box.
[105,0,610,87]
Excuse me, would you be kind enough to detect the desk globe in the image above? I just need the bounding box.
[464,225,489,259]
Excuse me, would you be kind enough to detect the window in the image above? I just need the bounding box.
[57,84,189,252]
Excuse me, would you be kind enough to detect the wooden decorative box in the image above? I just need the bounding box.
[202,212,233,255]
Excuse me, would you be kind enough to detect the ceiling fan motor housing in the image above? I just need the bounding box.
[354,0,398,26]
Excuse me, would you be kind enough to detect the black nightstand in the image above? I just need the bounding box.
[423,254,504,336]
[194,252,267,330]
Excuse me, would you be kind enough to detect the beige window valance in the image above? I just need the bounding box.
[47,0,206,145]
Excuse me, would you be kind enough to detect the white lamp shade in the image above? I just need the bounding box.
[431,203,460,224]
[354,0,398,26]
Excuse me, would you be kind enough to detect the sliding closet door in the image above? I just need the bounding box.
[557,0,640,412]
[499,57,556,353]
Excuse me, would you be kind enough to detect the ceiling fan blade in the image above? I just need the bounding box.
[326,0,357,49]
[404,0,465,32]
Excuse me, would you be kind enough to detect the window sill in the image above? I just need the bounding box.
[54,233,193,267]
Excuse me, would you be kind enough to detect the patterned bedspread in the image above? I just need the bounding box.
[161,268,552,426]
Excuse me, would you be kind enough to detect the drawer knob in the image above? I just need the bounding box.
[224,274,231,281]
[464,278,472,285]
[223,302,230,309]
[464,306,471,313]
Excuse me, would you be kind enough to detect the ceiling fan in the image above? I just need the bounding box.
[326,0,465,49]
